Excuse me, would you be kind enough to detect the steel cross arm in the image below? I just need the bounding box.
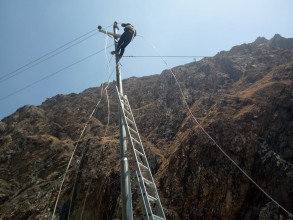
[98,29,121,38]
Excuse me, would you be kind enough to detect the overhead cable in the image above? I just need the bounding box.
[0,29,99,83]
[0,45,113,102]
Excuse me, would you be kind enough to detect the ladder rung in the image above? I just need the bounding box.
[147,195,157,203]
[118,93,127,101]
[120,98,130,107]
[138,162,149,171]
[128,126,139,137]
[124,104,130,111]
[131,137,142,146]
[135,149,146,158]
[152,214,165,220]
[125,117,135,127]
[124,108,132,117]
[143,177,155,187]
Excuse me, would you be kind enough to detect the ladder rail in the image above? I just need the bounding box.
[119,92,160,185]
[116,87,166,220]
[121,95,166,218]
[119,95,153,174]
[116,87,154,218]
[135,170,151,220]
[127,127,154,218]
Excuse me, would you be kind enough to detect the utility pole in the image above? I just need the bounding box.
[98,22,166,220]
[113,21,133,220]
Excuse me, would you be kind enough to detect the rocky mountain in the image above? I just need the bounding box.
[255,34,293,50]
[1,34,293,220]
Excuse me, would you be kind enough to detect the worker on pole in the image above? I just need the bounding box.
[111,23,136,59]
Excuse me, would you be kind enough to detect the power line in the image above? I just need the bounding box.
[0,46,113,102]
[0,28,99,82]
[0,32,100,83]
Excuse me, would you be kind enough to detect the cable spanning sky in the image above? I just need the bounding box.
[1,0,293,119]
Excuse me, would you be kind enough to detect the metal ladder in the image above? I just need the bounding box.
[116,87,166,220]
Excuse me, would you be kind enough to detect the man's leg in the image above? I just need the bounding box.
[117,31,133,58]
[111,40,125,56]
[119,47,125,58]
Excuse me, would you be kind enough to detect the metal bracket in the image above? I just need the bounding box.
[98,29,121,38]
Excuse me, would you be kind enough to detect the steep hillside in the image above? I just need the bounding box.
[0,35,293,219]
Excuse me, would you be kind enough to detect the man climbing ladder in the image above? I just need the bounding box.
[111,23,136,59]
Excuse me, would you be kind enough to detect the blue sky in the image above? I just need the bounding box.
[1,0,293,120]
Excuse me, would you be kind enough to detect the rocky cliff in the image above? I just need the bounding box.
[0,34,293,219]
[255,34,293,50]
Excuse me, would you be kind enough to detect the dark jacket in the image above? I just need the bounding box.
[121,23,136,37]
